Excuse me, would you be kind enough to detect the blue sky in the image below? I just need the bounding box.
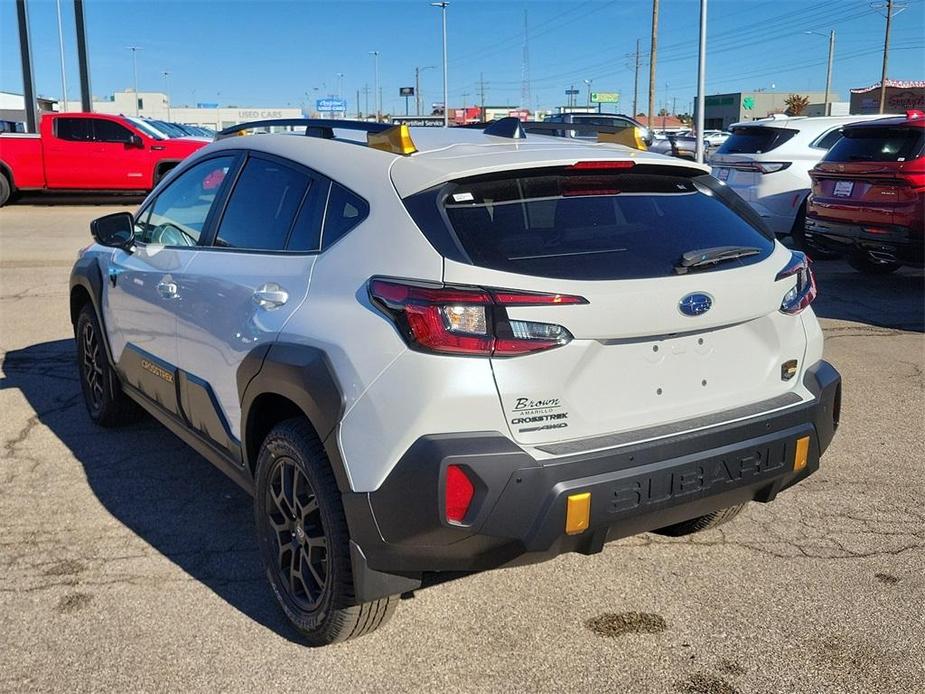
[1,0,923,115]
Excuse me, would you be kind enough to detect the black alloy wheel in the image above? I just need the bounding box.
[81,319,105,415]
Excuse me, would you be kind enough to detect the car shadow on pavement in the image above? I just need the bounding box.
[807,259,924,333]
[1,339,303,644]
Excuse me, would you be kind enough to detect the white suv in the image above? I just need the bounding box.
[70,118,842,645]
[710,115,884,239]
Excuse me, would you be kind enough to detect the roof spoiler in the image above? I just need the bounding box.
[215,118,417,155]
[465,118,649,150]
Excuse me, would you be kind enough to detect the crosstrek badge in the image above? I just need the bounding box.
[508,396,569,433]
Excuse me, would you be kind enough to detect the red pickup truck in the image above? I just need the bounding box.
[0,112,207,206]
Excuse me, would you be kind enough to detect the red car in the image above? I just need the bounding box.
[0,112,207,207]
[805,110,925,273]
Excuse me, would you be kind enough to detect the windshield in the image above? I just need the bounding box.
[434,169,774,280]
[716,126,797,154]
[151,120,188,138]
[126,117,166,140]
[824,126,924,163]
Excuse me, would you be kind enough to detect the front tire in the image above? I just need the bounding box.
[653,503,746,537]
[254,418,396,645]
[848,251,901,275]
[75,303,142,427]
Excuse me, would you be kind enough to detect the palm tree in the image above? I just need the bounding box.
[784,94,810,116]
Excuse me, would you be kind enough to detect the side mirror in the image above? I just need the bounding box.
[90,212,135,250]
[128,134,144,148]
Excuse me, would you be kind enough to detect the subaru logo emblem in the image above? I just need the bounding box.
[679,292,713,316]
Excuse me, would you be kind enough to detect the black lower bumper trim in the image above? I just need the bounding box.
[346,360,841,600]
[805,217,924,266]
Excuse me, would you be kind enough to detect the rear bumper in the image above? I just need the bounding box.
[805,217,924,266]
[345,361,842,600]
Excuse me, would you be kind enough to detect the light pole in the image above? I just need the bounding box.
[126,46,142,116]
[369,51,380,121]
[55,0,68,111]
[336,72,344,119]
[806,30,835,116]
[162,71,170,120]
[583,79,593,107]
[431,2,449,127]
[415,65,435,116]
[695,0,707,164]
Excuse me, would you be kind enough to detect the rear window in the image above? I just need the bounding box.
[432,169,774,281]
[824,126,924,163]
[715,126,797,154]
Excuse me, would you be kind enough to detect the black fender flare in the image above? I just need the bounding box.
[69,254,116,366]
[238,342,349,491]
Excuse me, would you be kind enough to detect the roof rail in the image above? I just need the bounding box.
[215,118,419,155]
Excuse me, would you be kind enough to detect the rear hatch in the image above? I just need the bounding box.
[809,124,925,228]
[428,164,811,449]
[710,125,799,192]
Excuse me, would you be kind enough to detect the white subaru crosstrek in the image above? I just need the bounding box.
[710,114,884,243]
[70,118,841,645]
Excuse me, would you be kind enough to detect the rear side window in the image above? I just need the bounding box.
[824,126,924,163]
[321,183,369,249]
[716,126,797,154]
[810,128,844,151]
[215,157,312,251]
[56,118,92,141]
[435,170,774,281]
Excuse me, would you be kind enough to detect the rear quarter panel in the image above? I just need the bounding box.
[0,135,45,188]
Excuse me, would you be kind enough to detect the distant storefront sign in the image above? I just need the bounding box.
[391,116,444,127]
[316,98,347,112]
[196,102,219,109]
[399,87,415,97]
[591,92,620,104]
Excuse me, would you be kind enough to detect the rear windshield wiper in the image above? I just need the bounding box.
[674,246,762,274]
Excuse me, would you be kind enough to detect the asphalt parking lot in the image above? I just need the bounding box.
[1,202,923,694]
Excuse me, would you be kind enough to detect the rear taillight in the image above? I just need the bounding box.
[445,464,475,524]
[776,251,817,315]
[369,278,586,356]
[727,161,791,174]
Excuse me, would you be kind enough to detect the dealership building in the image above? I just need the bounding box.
[849,79,925,114]
[700,91,834,130]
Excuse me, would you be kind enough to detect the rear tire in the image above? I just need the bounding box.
[848,251,901,275]
[653,503,746,537]
[0,172,11,207]
[254,418,396,645]
[790,201,838,260]
[75,303,143,427]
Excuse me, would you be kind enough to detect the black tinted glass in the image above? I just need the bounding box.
[322,183,369,249]
[287,180,328,252]
[824,126,924,163]
[56,118,92,141]
[215,158,311,251]
[716,126,797,154]
[812,129,843,150]
[93,119,134,143]
[440,170,774,280]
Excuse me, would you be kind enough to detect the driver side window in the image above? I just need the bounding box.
[138,156,235,246]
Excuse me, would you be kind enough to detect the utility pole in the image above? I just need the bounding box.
[369,51,380,121]
[879,0,895,114]
[127,46,142,116]
[415,67,421,116]
[647,0,659,129]
[633,38,641,117]
[695,0,707,164]
[363,83,370,120]
[74,0,92,111]
[55,0,68,111]
[432,2,450,127]
[356,88,360,118]
[479,72,486,117]
[15,0,37,132]
[163,71,170,120]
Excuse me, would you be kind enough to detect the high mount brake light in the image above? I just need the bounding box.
[776,251,817,315]
[569,160,636,170]
[369,279,586,356]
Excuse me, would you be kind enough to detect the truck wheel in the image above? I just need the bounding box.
[0,173,11,207]
[75,304,143,427]
[848,251,901,275]
[652,503,746,537]
[254,418,396,645]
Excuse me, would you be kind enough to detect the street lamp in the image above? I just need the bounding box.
[369,51,380,122]
[583,78,593,107]
[805,30,835,116]
[126,46,143,116]
[162,71,170,121]
[415,65,436,116]
[431,2,449,127]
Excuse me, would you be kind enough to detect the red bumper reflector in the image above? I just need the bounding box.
[445,464,475,523]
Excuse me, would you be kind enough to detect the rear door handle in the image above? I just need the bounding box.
[156,280,179,299]
[253,283,288,310]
